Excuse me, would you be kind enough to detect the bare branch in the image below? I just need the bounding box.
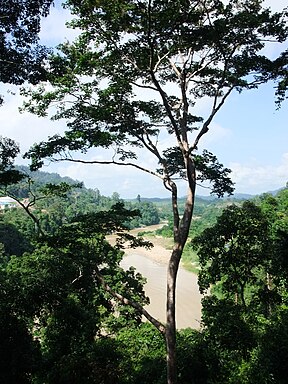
[3,193,45,237]
[190,85,234,152]
[131,81,158,91]
[71,268,83,284]
[169,57,181,80]
[50,156,165,181]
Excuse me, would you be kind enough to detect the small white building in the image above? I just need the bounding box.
[0,196,18,210]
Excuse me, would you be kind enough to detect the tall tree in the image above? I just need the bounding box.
[22,1,288,383]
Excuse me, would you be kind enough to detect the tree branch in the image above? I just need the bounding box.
[50,156,165,181]
[190,85,234,152]
[94,266,166,335]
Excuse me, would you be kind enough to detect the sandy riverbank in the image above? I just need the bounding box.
[108,225,203,329]
[124,238,172,264]
[108,224,174,265]
[108,224,198,271]
[121,224,172,264]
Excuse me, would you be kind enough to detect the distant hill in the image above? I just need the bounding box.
[13,165,284,202]
[127,193,254,204]
[266,187,286,196]
[15,165,81,186]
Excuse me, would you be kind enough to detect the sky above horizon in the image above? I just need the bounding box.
[0,0,287,199]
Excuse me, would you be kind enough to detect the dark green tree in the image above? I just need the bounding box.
[193,201,271,308]
[21,1,288,383]
[116,322,166,384]
[3,201,151,383]
[259,189,288,289]
[126,200,160,228]
[244,307,288,384]
[0,138,159,382]
[0,306,40,384]
[0,0,54,103]
[192,195,288,382]
[0,137,29,218]
[0,218,32,261]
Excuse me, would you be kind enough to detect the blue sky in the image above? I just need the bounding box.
[0,0,287,199]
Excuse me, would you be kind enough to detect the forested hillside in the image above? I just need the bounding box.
[0,165,160,238]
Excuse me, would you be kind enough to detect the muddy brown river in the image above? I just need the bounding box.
[120,252,203,329]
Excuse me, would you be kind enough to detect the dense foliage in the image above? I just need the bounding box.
[0,0,53,104]
[0,172,154,383]
[1,141,288,384]
[191,188,288,383]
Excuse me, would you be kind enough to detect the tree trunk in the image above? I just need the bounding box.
[165,177,195,384]
[166,248,181,384]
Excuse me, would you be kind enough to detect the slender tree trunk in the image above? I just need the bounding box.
[165,173,195,384]
[166,247,181,384]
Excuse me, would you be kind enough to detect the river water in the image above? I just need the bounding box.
[121,252,203,329]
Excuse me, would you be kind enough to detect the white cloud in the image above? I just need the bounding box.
[39,2,80,46]
[0,85,65,157]
[55,160,170,198]
[263,0,287,11]
[230,153,288,194]
[199,122,232,148]
[51,151,288,199]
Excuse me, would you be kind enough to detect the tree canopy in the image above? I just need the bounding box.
[0,0,54,103]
